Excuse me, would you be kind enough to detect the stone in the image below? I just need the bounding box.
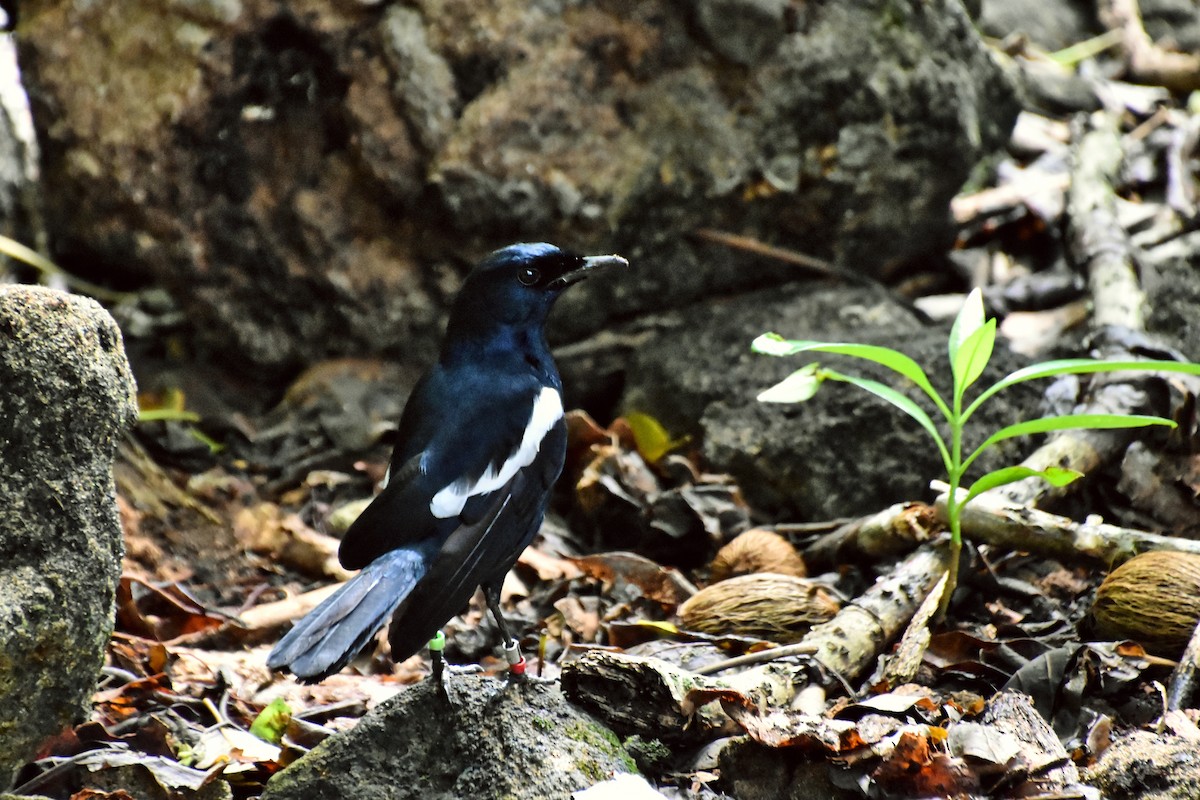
[0,286,137,782]
[259,675,639,800]
[977,0,1098,52]
[620,284,1040,520]
[1083,729,1200,800]
[16,0,1017,384]
[718,737,857,800]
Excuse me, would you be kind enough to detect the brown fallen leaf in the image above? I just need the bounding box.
[568,551,698,607]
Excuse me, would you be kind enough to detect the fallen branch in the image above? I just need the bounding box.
[993,110,1182,509]
[561,649,804,742]
[1099,0,1200,93]
[798,544,951,682]
[935,482,1200,562]
[987,377,1160,508]
[1167,615,1200,711]
[1066,112,1144,331]
[802,502,939,573]
[238,583,343,630]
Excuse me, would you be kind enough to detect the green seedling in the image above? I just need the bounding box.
[753,288,1200,610]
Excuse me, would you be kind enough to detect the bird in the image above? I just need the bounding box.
[267,243,628,683]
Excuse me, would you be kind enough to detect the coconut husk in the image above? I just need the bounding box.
[1090,551,1200,656]
[678,573,839,643]
[710,529,807,581]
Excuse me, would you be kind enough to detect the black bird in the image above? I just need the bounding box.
[267,243,628,682]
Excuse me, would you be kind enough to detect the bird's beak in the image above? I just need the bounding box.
[551,254,629,289]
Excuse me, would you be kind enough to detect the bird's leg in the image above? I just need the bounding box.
[428,630,484,702]
[429,630,450,701]
[483,583,526,677]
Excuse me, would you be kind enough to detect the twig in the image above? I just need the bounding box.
[0,233,136,303]
[1098,0,1200,93]
[1067,112,1144,331]
[691,228,932,324]
[1167,616,1200,711]
[237,582,343,630]
[991,111,1164,508]
[693,642,818,676]
[691,228,845,278]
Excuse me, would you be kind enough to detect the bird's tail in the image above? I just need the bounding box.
[266,548,427,683]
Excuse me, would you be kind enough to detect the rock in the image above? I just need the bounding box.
[1140,0,1200,54]
[0,286,137,781]
[1083,729,1200,799]
[718,737,857,800]
[977,0,1098,52]
[260,675,640,800]
[621,285,1040,519]
[691,0,789,66]
[0,34,42,267]
[572,772,668,799]
[17,0,1016,383]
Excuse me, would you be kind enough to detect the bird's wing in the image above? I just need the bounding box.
[338,367,565,571]
[384,455,561,662]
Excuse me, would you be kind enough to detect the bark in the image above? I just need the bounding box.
[937,483,1200,562]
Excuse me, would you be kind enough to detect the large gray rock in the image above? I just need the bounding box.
[0,286,136,782]
[260,675,639,800]
[17,0,1016,380]
[1083,729,1200,799]
[977,0,1098,51]
[620,285,1041,520]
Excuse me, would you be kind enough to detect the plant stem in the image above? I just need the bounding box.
[938,399,966,620]
[939,510,962,620]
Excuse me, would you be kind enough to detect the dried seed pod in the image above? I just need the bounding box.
[678,573,840,643]
[1090,551,1200,656]
[710,528,807,582]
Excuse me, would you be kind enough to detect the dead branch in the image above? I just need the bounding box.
[982,693,1082,791]
[1167,616,1200,711]
[935,483,1200,563]
[1067,112,1145,331]
[1099,0,1200,93]
[992,111,1156,508]
[951,171,1071,226]
[562,545,950,738]
[798,544,951,682]
[802,502,939,573]
[560,649,805,742]
[238,583,344,630]
[987,377,1159,508]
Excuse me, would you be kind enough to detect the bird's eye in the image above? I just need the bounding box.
[518,267,540,286]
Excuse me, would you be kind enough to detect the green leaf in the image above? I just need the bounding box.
[249,698,292,744]
[751,332,799,356]
[1047,29,1123,66]
[757,363,824,403]
[138,408,202,424]
[948,288,985,367]
[625,411,689,463]
[960,465,1082,509]
[962,413,1176,473]
[822,368,952,472]
[752,336,949,420]
[951,318,997,402]
[966,358,1200,421]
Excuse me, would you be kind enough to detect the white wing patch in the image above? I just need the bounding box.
[429,386,563,519]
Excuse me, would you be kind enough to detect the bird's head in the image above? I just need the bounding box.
[448,243,628,333]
